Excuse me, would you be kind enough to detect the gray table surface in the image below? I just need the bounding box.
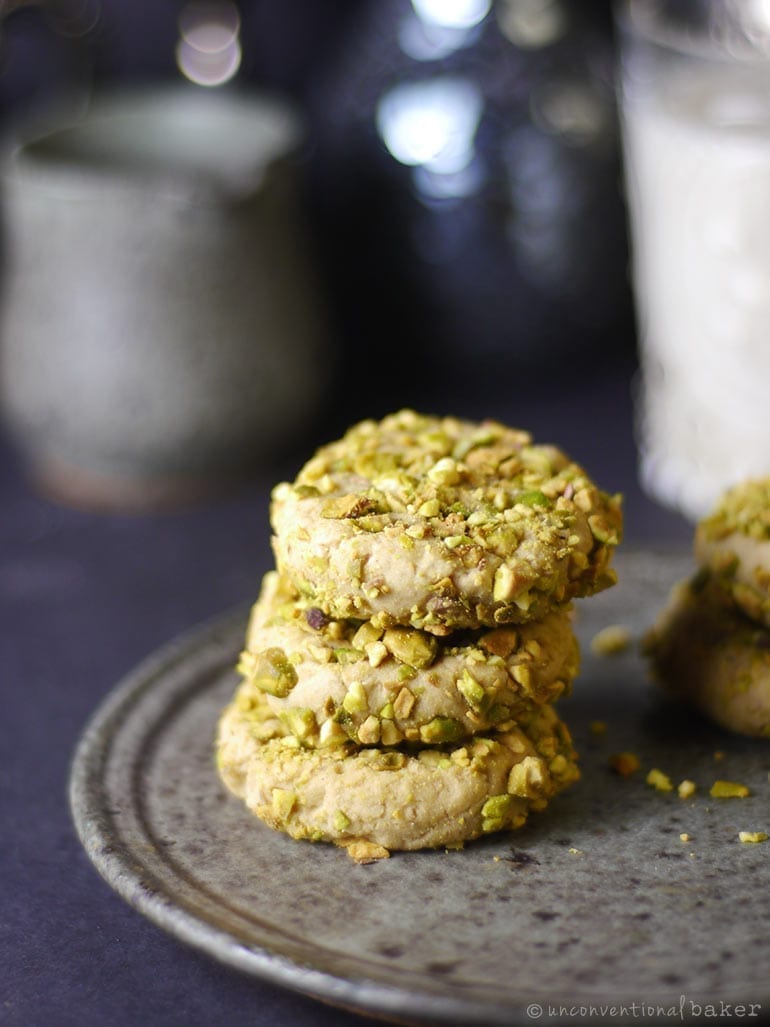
[2,357,697,1027]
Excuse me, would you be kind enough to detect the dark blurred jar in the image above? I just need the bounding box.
[306,0,635,411]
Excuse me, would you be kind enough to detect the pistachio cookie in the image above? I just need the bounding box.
[694,478,770,629]
[270,409,622,635]
[644,572,770,739]
[238,571,579,748]
[216,690,580,858]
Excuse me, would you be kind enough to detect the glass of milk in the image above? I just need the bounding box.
[616,0,770,521]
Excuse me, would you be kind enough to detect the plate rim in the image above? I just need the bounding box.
[68,548,770,1026]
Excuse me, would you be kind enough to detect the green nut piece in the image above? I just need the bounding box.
[279,707,317,741]
[332,646,364,665]
[457,669,487,710]
[271,788,297,821]
[515,489,551,508]
[481,793,513,819]
[239,647,298,698]
[333,809,351,832]
[321,494,377,519]
[419,716,464,744]
[342,681,368,714]
[383,626,439,669]
[351,621,383,650]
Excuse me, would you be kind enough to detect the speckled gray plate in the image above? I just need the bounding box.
[69,550,770,1026]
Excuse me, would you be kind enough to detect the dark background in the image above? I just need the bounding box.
[0,0,640,435]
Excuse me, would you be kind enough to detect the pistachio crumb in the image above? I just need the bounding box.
[279,707,316,740]
[365,640,388,667]
[346,840,390,863]
[646,768,673,792]
[427,456,461,486]
[271,788,296,820]
[380,720,401,746]
[738,831,768,844]
[678,779,697,799]
[357,715,381,745]
[710,780,750,798]
[609,751,641,777]
[679,832,691,843]
[508,755,549,797]
[457,669,486,709]
[419,716,463,744]
[342,682,368,714]
[511,663,532,689]
[493,564,517,602]
[568,847,583,855]
[333,810,351,832]
[590,624,631,656]
[481,793,513,819]
[351,621,383,650]
[239,647,298,698]
[393,687,416,720]
[383,626,438,669]
[318,718,347,747]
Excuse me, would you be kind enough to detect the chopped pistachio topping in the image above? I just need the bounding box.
[342,682,368,714]
[710,780,750,798]
[481,793,513,819]
[419,717,464,744]
[351,621,383,650]
[321,494,378,519]
[365,640,389,667]
[279,707,316,740]
[698,478,770,541]
[239,647,298,698]
[346,841,390,863]
[480,627,519,658]
[318,718,348,747]
[357,715,381,745]
[427,456,462,486]
[678,779,697,799]
[333,810,351,832]
[738,831,768,843]
[609,752,641,777]
[493,565,518,603]
[380,720,401,746]
[273,408,622,632]
[508,755,549,797]
[646,768,673,792]
[457,669,486,710]
[515,489,551,508]
[382,626,439,668]
[392,687,415,719]
[332,646,364,665]
[511,664,532,690]
[590,624,631,656]
[271,788,297,820]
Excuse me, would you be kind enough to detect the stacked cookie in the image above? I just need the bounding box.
[645,478,770,739]
[216,410,623,860]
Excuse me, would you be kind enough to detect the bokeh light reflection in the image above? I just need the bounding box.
[176,0,242,87]
[376,77,483,199]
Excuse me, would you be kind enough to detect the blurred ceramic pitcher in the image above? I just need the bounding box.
[0,84,330,508]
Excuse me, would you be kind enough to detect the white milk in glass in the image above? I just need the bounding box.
[621,51,770,520]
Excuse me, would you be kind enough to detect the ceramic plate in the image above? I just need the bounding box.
[69,550,770,1026]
